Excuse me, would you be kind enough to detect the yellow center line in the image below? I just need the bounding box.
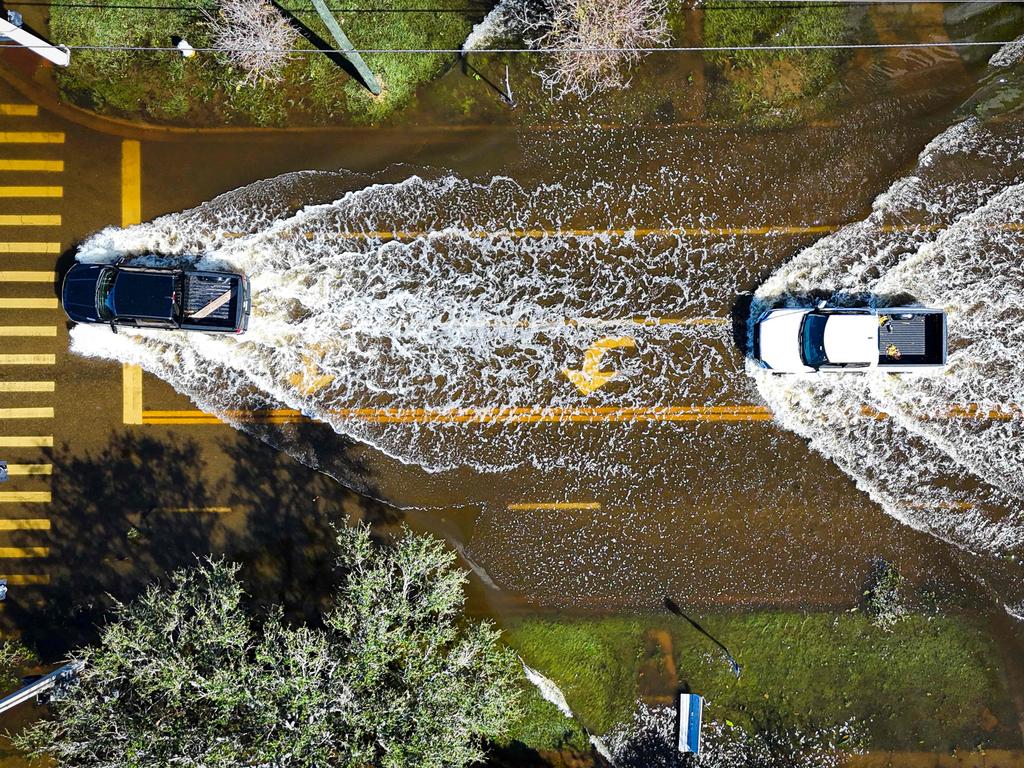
[0,381,55,392]
[0,160,62,173]
[3,464,52,475]
[0,547,49,558]
[0,519,50,531]
[0,354,55,365]
[0,407,53,419]
[0,271,55,282]
[0,492,50,503]
[0,186,62,198]
[0,326,57,336]
[121,141,144,427]
[0,104,38,117]
[0,574,49,585]
[0,242,61,253]
[0,436,52,447]
[0,298,59,309]
[0,132,63,143]
[0,215,60,226]
[507,502,601,511]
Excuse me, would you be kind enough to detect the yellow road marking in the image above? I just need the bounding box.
[0,186,62,198]
[507,502,601,511]
[0,354,55,365]
[0,298,58,309]
[564,336,636,395]
[0,271,55,282]
[151,506,232,514]
[0,326,56,337]
[0,547,48,558]
[0,104,38,117]
[0,160,62,172]
[0,214,61,226]
[0,574,49,585]
[3,464,51,475]
[0,492,50,503]
[0,519,50,531]
[0,436,52,447]
[122,140,141,227]
[0,381,54,392]
[0,242,60,254]
[123,364,143,425]
[0,132,62,143]
[0,407,53,419]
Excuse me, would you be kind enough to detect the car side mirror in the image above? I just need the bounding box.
[110,322,118,334]
[816,300,827,310]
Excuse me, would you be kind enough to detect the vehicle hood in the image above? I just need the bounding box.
[822,315,878,364]
[110,271,177,320]
[61,263,104,322]
[756,309,812,373]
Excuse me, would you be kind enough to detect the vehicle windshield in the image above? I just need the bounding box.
[799,313,829,367]
[95,267,116,321]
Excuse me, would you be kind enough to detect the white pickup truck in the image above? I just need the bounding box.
[753,304,947,373]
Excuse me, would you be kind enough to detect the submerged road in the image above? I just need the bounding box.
[0,60,1005,626]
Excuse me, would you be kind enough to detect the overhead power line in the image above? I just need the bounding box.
[0,39,1017,54]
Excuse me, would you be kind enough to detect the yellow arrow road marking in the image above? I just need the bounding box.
[563,336,636,395]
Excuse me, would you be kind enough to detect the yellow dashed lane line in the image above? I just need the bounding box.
[0,104,38,117]
[0,492,50,503]
[0,271,55,282]
[0,519,50,530]
[0,407,53,419]
[0,187,62,198]
[0,298,58,309]
[0,214,61,225]
[0,436,52,447]
[3,464,52,475]
[0,242,60,253]
[0,354,55,365]
[0,326,57,337]
[0,547,49,558]
[1,574,50,585]
[0,381,54,391]
[507,502,601,511]
[0,132,63,143]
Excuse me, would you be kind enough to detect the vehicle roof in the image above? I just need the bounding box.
[110,269,177,321]
[822,314,878,364]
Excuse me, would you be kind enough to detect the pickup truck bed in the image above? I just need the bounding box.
[183,273,240,327]
[877,311,945,367]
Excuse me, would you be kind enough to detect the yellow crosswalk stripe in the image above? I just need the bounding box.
[3,464,52,475]
[0,242,60,253]
[0,160,62,172]
[0,547,49,558]
[0,492,51,503]
[0,326,56,337]
[0,187,62,198]
[0,298,58,309]
[0,271,55,282]
[0,407,53,418]
[0,436,52,447]
[0,519,50,530]
[0,132,63,143]
[0,381,55,391]
[1,574,50,585]
[0,104,39,117]
[0,214,61,225]
[0,354,55,365]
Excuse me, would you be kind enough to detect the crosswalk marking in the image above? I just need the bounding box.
[0,381,55,391]
[0,574,49,585]
[0,214,61,225]
[0,298,58,309]
[0,160,62,172]
[0,242,61,253]
[0,407,53,418]
[0,105,39,117]
[0,271,56,282]
[0,492,50,503]
[3,464,51,475]
[0,326,56,336]
[0,547,49,557]
[0,519,50,530]
[0,436,52,447]
[0,187,62,198]
[0,354,55,365]
[0,132,63,144]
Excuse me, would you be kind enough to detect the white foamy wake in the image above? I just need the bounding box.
[752,117,1024,572]
[70,171,758,476]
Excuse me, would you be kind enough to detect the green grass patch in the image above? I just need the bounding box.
[500,678,591,753]
[503,611,1019,751]
[49,0,473,126]
[702,0,852,125]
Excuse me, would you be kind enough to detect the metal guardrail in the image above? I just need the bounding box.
[0,660,84,716]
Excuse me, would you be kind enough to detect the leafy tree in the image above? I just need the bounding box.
[16,526,521,767]
[0,638,38,691]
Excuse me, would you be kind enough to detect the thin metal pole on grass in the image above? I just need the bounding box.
[664,595,743,679]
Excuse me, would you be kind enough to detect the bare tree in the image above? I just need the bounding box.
[207,0,299,84]
[511,0,670,99]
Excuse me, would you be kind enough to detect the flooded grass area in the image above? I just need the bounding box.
[504,611,1020,750]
